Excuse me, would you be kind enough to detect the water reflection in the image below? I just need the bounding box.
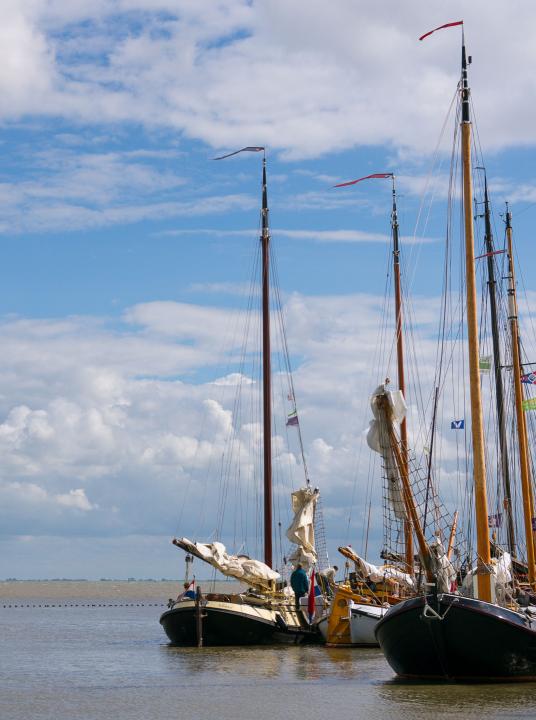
[162,644,386,684]
[377,676,536,717]
[4,587,536,720]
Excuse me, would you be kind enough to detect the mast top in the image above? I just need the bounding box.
[391,175,400,256]
[418,21,468,121]
[505,201,512,229]
[262,156,269,236]
[461,33,471,123]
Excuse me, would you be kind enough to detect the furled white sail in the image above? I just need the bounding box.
[286,486,319,570]
[428,537,457,593]
[366,384,407,520]
[173,537,280,589]
[339,545,414,589]
[460,550,513,605]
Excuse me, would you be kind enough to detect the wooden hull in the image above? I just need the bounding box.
[160,599,319,646]
[375,593,536,681]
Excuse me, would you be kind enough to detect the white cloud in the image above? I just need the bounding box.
[0,286,528,578]
[0,145,256,232]
[1,2,536,157]
[55,488,96,511]
[0,292,463,542]
[275,229,437,245]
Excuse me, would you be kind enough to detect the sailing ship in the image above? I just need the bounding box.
[316,546,414,646]
[375,22,536,681]
[160,148,321,646]
[315,174,417,647]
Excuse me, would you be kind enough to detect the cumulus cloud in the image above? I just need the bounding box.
[0,291,482,541]
[0,145,256,233]
[55,488,95,510]
[0,2,535,157]
[0,2,532,579]
[0,286,529,578]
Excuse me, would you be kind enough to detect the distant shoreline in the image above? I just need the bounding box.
[0,579,244,601]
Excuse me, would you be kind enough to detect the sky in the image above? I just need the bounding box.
[1,1,536,580]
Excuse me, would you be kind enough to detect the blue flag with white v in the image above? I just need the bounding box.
[451,419,464,430]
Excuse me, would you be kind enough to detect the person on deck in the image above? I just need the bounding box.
[179,582,196,600]
[290,564,309,610]
[324,565,338,584]
[317,565,338,597]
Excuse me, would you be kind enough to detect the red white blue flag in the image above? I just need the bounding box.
[521,372,536,385]
[308,569,316,623]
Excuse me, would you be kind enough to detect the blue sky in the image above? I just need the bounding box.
[1,1,536,580]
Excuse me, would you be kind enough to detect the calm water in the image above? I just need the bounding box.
[1,582,536,720]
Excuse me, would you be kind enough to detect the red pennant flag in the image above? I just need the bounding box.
[419,21,463,42]
[307,568,315,622]
[333,172,392,188]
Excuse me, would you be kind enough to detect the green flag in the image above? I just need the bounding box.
[522,397,536,411]
[479,356,492,372]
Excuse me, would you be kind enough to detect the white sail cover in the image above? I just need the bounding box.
[340,545,415,589]
[366,384,407,521]
[428,537,457,593]
[460,551,513,605]
[286,486,319,570]
[174,537,280,589]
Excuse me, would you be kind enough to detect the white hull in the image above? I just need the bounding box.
[318,601,387,647]
[348,603,386,645]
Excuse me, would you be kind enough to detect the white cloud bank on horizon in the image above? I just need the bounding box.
[0,289,534,578]
[0,293,435,545]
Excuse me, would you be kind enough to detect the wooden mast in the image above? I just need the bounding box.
[391,177,414,575]
[213,146,273,569]
[482,175,516,556]
[505,205,536,586]
[261,154,273,568]
[376,393,433,581]
[460,37,492,602]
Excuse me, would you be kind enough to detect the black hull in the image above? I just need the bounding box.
[375,593,536,681]
[160,601,318,646]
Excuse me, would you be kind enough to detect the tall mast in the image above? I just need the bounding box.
[505,206,536,585]
[213,146,272,568]
[261,155,273,568]
[391,178,414,574]
[460,37,492,602]
[481,175,516,555]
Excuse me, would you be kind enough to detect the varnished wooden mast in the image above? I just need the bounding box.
[505,206,536,585]
[377,393,433,581]
[460,39,492,602]
[261,156,273,568]
[391,178,414,575]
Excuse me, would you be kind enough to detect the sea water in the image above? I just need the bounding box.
[1,581,535,720]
